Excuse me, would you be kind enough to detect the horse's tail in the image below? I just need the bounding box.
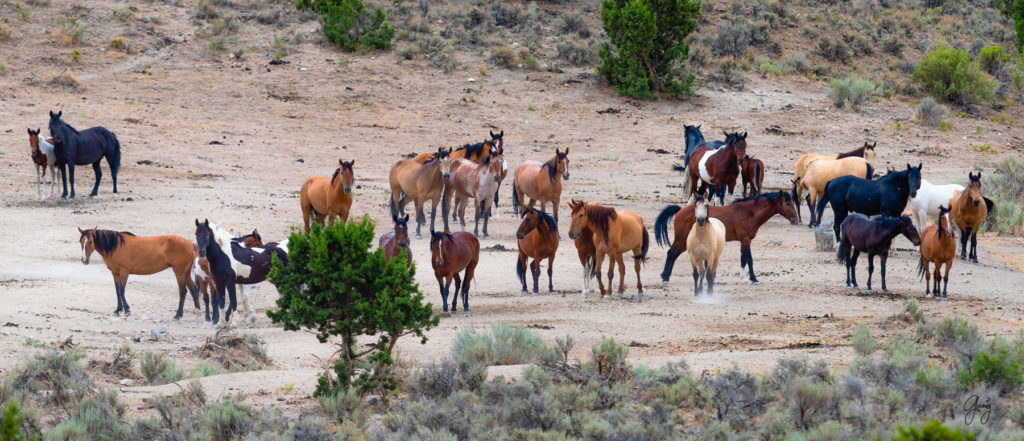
[511,179,520,214]
[675,163,693,200]
[654,205,682,248]
[815,184,832,226]
[585,255,596,279]
[865,162,874,180]
[836,235,847,265]
[635,227,651,264]
[388,194,398,219]
[516,255,526,288]
[754,161,762,194]
[917,255,926,281]
[111,133,122,175]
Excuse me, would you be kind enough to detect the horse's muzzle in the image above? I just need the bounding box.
[973,200,980,207]
[493,175,501,182]
[433,260,443,268]
[568,231,580,239]
[397,242,409,249]
[344,187,352,195]
[910,191,918,198]
[516,232,525,239]
[563,173,570,180]
[442,173,452,180]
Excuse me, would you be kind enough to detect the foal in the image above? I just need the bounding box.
[686,196,726,297]
[515,208,559,295]
[837,214,921,294]
[379,213,412,267]
[28,128,58,200]
[918,206,956,299]
[195,220,237,325]
[740,155,764,198]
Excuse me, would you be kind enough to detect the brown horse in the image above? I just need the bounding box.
[390,147,453,238]
[792,142,876,222]
[949,172,995,263]
[568,201,599,297]
[513,148,570,227]
[681,132,747,205]
[450,154,504,237]
[655,191,799,285]
[567,200,650,300]
[194,230,263,322]
[918,205,956,299]
[515,208,559,296]
[28,128,58,200]
[837,214,921,294]
[430,230,480,316]
[379,213,412,267]
[79,228,198,319]
[740,155,765,198]
[300,160,355,232]
[793,157,874,226]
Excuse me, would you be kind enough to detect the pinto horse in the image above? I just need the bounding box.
[918,206,956,299]
[682,124,728,167]
[515,208,559,296]
[450,154,504,237]
[681,132,747,205]
[379,213,412,267]
[79,228,198,319]
[567,200,650,300]
[740,155,765,198]
[193,230,263,322]
[568,206,599,297]
[48,110,121,199]
[207,223,290,322]
[794,157,874,226]
[430,230,480,316]
[513,148,570,227]
[950,172,995,263]
[28,128,59,200]
[816,163,922,242]
[655,191,799,285]
[837,214,921,294]
[792,142,877,221]
[300,160,355,232]
[389,147,453,238]
[195,220,238,325]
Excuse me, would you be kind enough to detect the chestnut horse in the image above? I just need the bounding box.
[515,208,559,296]
[837,214,921,294]
[687,196,726,297]
[918,205,956,299]
[28,128,58,200]
[793,157,874,226]
[379,213,412,267]
[681,132,747,205]
[655,191,799,285]
[430,230,480,316]
[300,160,355,232]
[389,147,453,238]
[450,154,504,237]
[792,142,877,221]
[513,148,570,227]
[79,228,198,319]
[569,200,599,297]
[949,172,995,263]
[567,200,649,300]
[740,155,765,198]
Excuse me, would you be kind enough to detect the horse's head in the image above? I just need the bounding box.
[775,190,800,225]
[78,227,95,264]
[28,128,41,152]
[967,171,983,207]
[436,147,453,180]
[240,229,264,248]
[485,153,503,182]
[728,131,748,168]
[938,205,954,237]
[429,230,449,267]
[48,110,64,146]
[567,199,588,239]
[694,196,708,226]
[490,130,504,154]
[332,159,356,195]
[393,213,410,249]
[863,142,877,165]
[195,219,214,258]
[555,148,570,180]
[906,163,922,198]
[684,124,704,151]
[898,215,922,246]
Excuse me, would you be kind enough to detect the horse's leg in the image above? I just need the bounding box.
[462,261,476,315]
[849,249,860,289]
[474,199,483,237]
[692,263,701,297]
[36,166,42,200]
[741,242,759,285]
[633,250,643,295]
[480,200,490,237]
[212,284,223,325]
[200,278,211,322]
[457,197,467,229]
[518,253,529,293]
[547,255,555,295]
[661,246,681,285]
[67,163,76,199]
[438,277,450,314]
[90,160,102,196]
[615,253,627,298]
[531,259,541,295]
[174,277,187,320]
[924,261,932,297]
[225,283,237,324]
[942,260,951,298]
[866,253,875,294]
[708,258,718,297]
[105,151,118,194]
[414,198,426,239]
[452,273,462,312]
[112,274,124,315]
[429,198,440,236]
[595,252,608,299]
[242,284,254,322]
[119,273,132,317]
[970,230,979,263]
[879,253,889,293]
[958,228,968,260]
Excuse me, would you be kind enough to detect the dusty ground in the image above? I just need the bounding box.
[1,0,1023,417]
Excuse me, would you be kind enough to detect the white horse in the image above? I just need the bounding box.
[28,129,58,200]
[908,179,964,230]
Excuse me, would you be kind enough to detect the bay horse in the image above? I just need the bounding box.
[908,179,964,230]
[79,227,198,319]
[949,172,995,263]
[513,148,570,228]
[918,206,956,299]
[687,196,726,297]
[568,202,599,297]
[389,147,453,238]
[793,157,874,226]
[379,213,412,267]
[740,155,765,198]
[48,110,121,199]
[680,132,747,205]
[515,208,559,295]
[655,191,799,285]
[300,159,355,232]
[430,230,479,316]
[193,230,264,322]
[792,142,877,221]
[836,214,921,294]
[450,154,504,237]
[815,163,922,242]
[28,128,59,200]
[682,124,727,167]
[194,220,237,325]
[567,200,650,300]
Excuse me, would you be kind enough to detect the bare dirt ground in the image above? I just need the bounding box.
[2,0,1023,417]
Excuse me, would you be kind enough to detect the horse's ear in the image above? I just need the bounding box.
[870,141,877,148]
[78,227,83,233]
[564,147,569,155]
[555,148,560,155]
[490,130,495,138]
[917,162,922,170]
[697,124,701,129]
[499,130,503,137]
[742,131,747,138]
[392,213,399,223]
[195,219,200,226]
[906,164,911,170]
[403,213,409,222]
[49,111,55,118]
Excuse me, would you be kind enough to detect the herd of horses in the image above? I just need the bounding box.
[30,112,1000,324]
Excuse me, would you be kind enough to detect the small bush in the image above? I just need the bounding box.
[140,352,184,385]
[829,74,875,110]
[917,97,945,127]
[557,13,590,37]
[57,17,87,45]
[208,37,226,55]
[818,38,851,63]
[557,38,597,66]
[883,36,904,56]
[894,420,975,441]
[109,37,134,53]
[451,322,545,369]
[0,24,11,42]
[190,361,221,378]
[713,59,746,89]
[979,45,1011,74]
[913,42,996,108]
[713,20,752,57]
[490,2,530,29]
[47,388,127,441]
[196,0,219,19]
[296,0,395,52]
[489,45,518,68]
[115,6,134,23]
[959,337,1024,393]
[318,389,367,427]
[782,53,809,74]
[853,325,878,356]
[207,395,251,440]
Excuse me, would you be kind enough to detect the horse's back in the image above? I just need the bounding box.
[616,210,646,249]
[805,157,869,190]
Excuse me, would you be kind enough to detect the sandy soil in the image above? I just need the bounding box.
[1,0,1023,416]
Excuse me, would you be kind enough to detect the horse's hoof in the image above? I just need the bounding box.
[532,292,538,297]
[866,289,874,295]
[173,316,181,321]
[124,311,131,317]
[464,311,471,317]
[751,281,760,286]
[416,235,423,240]
[613,294,623,300]
[971,259,979,264]
[602,295,612,300]
[249,317,256,324]
[661,280,669,287]
[521,289,529,295]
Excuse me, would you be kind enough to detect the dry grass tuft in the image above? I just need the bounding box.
[198,328,271,369]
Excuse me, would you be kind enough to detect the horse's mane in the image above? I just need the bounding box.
[91,229,135,255]
[423,150,449,165]
[534,209,558,233]
[480,154,492,166]
[542,151,566,180]
[836,145,867,159]
[330,161,353,186]
[877,216,904,230]
[455,142,486,158]
[430,231,454,245]
[54,120,78,134]
[585,205,618,241]
[734,191,788,205]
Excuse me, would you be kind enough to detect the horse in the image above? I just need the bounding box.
[836,214,921,294]
[949,172,995,263]
[389,147,453,238]
[450,154,504,237]
[567,202,599,297]
[300,160,355,233]
[193,229,264,322]
[430,230,480,316]
[208,223,289,323]
[47,110,121,199]
[918,205,956,299]
[908,179,964,230]
[794,157,874,226]
[515,208,559,296]
[379,213,412,267]
[79,227,198,319]
[815,163,922,242]
[682,124,728,167]
[655,191,799,285]
[686,196,726,297]
[513,148,570,228]
[680,132,748,205]
[28,128,58,200]
[740,155,765,198]
[792,142,877,221]
[567,200,650,300]
[194,220,238,325]
[411,134,500,164]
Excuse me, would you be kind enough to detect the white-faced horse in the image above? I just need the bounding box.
[907,179,964,230]
[28,129,59,200]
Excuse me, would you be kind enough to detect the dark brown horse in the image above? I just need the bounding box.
[681,132,748,205]
[379,213,412,267]
[655,191,799,285]
[515,208,559,296]
[837,214,921,294]
[740,155,765,198]
[430,230,480,316]
[949,172,994,263]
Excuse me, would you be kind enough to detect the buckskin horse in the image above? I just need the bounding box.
[300,159,355,232]
[567,200,650,300]
[794,156,874,227]
[791,142,877,222]
[686,196,726,297]
[837,214,921,294]
[48,110,121,199]
[949,172,995,263]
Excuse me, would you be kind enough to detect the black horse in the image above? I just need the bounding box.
[48,110,122,199]
[837,214,921,294]
[195,219,237,325]
[815,163,922,240]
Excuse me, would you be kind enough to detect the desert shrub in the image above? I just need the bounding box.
[518,50,538,70]
[917,97,945,127]
[206,395,251,440]
[756,56,780,77]
[996,0,1024,54]
[407,359,458,399]
[829,74,875,110]
[883,36,904,56]
[853,324,878,356]
[1,402,38,441]
[318,388,367,427]
[713,59,746,89]
[959,337,1024,393]
[47,388,127,441]
[782,53,809,74]
[207,36,226,55]
[894,420,975,441]
[196,0,219,19]
[979,45,1011,74]
[109,37,134,53]
[189,362,221,379]
[431,51,457,74]
[934,316,983,366]
[451,322,545,368]
[490,1,530,29]
[713,20,752,57]
[983,156,1024,234]
[140,352,184,385]
[557,38,597,66]
[706,368,764,427]
[14,348,90,409]
[57,17,87,45]
[688,45,710,68]
[558,13,591,37]
[750,19,771,45]
[598,0,701,99]
[0,24,11,42]
[913,43,996,108]
[489,45,518,68]
[296,0,395,51]
[818,38,851,63]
